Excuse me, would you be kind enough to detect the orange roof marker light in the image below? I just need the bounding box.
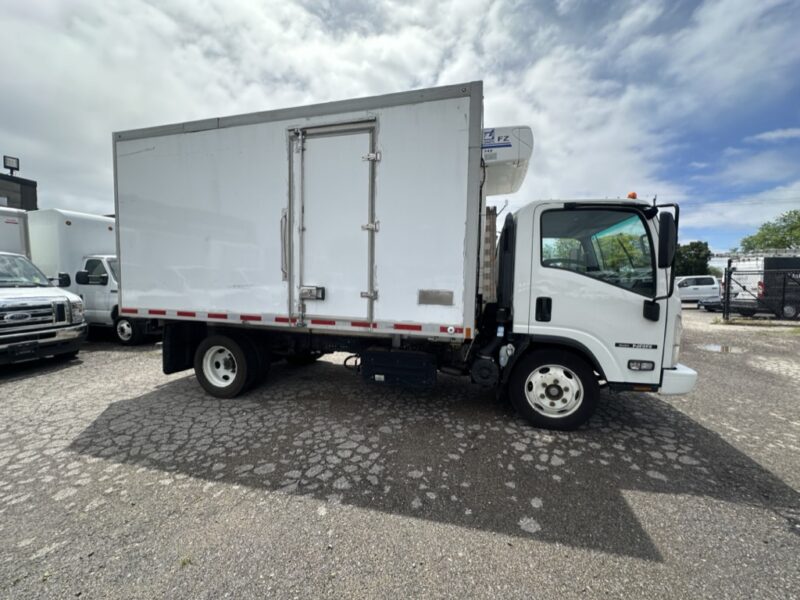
[627,192,638,199]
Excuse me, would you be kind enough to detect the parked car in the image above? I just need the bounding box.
[676,275,720,302]
[0,250,87,365]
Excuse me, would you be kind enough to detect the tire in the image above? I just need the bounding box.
[194,335,252,398]
[508,350,599,431]
[736,309,756,317]
[286,352,322,367]
[781,304,799,320]
[115,316,145,345]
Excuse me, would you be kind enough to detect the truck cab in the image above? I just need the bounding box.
[0,251,87,364]
[73,253,158,344]
[490,197,695,428]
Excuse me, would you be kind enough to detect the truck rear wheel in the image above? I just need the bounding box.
[194,335,252,398]
[115,316,145,345]
[508,350,599,431]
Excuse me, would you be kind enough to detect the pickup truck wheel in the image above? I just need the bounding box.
[194,335,250,398]
[781,304,798,320]
[115,317,144,345]
[508,350,599,431]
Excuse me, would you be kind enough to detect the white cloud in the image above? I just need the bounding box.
[692,150,800,186]
[0,0,798,230]
[681,180,800,229]
[745,128,800,143]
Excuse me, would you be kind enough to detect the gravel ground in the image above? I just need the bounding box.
[1,310,799,599]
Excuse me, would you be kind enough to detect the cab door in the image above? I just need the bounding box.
[524,203,667,385]
[78,258,110,324]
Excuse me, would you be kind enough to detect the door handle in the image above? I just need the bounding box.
[280,208,288,281]
[535,297,552,322]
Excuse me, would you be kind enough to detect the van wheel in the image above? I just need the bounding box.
[508,350,599,431]
[194,335,251,398]
[115,317,145,345]
[782,304,799,320]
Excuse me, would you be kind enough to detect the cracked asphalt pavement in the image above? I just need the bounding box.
[1,310,799,598]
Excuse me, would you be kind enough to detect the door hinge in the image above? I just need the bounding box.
[361,221,380,232]
[360,290,379,300]
[362,152,381,162]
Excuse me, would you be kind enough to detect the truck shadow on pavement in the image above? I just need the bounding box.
[69,360,800,561]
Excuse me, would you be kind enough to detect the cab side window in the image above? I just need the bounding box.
[541,209,655,297]
[85,259,108,285]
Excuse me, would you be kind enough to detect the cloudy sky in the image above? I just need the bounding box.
[2,0,800,251]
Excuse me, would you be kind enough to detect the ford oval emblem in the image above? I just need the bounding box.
[5,312,31,322]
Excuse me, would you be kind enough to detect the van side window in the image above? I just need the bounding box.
[85,259,108,285]
[541,209,655,297]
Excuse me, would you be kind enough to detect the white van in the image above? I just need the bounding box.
[676,275,720,302]
[28,209,158,344]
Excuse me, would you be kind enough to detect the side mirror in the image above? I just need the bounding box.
[658,212,677,269]
[75,270,89,285]
[58,272,71,287]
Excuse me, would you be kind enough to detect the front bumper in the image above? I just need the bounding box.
[659,363,697,395]
[0,324,87,365]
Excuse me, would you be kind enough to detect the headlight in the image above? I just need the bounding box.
[671,315,682,365]
[70,300,85,323]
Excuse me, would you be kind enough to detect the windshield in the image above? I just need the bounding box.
[0,254,52,288]
[107,258,119,281]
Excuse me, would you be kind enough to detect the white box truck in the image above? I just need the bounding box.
[114,81,696,430]
[0,207,30,257]
[28,209,159,343]
[0,208,87,363]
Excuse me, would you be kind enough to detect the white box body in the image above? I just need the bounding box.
[114,82,484,339]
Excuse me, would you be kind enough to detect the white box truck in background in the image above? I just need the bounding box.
[0,207,30,257]
[114,81,696,430]
[0,207,87,363]
[28,209,159,344]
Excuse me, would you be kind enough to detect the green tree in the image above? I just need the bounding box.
[708,266,723,278]
[675,241,712,276]
[740,210,800,252]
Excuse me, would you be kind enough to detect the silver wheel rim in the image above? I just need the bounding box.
[524,364,584,419]
[783,305,797,319]
[116,319,133,341]
[202,345,238,388]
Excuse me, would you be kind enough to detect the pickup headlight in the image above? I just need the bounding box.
[70,300,85,323]
[671,315,682,365]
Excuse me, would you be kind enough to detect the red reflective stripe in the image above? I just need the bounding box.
[350,321,373,328]
[393,323,422,331]
[177,310,196,317]
[439,326,464,334]
[241,314,262,322]
[275,316,290,323]
[208,312,227,319]
[148,309,166,316]
[120,308,138,315]
[310,319,336,326]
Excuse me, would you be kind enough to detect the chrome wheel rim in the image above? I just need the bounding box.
[202,345,237,388]
[116,319,133,342]
[524,364,584,419]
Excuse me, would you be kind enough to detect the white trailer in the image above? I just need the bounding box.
[114,82,696,430]
[28,209,158,343]
[0,207,30,257]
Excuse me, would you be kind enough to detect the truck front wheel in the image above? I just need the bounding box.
[508,350,599,431]
[115,316,145,345]
[194,335,252,398]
